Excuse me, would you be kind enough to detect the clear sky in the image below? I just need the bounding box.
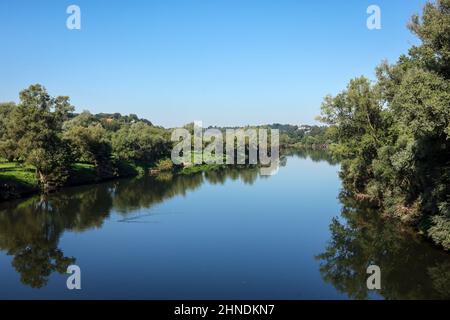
[0,0,427,128]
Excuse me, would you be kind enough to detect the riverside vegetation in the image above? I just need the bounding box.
[318,0,450,250]
[0,85,327,200]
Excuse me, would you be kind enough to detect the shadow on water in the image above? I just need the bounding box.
[316,188,450,300]
[283,147,340,166]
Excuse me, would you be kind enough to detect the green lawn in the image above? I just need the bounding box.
[0,162,39,200]
[0,160,144,190]
[0,162,38,186]
[0,162,98,187]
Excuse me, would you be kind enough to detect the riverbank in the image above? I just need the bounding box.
[0,159,249,202]
[0,147,333,202]
[0,161,145,201]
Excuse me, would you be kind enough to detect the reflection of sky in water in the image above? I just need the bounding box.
[0,151,449,299]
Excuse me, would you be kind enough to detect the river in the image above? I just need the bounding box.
[0,150,449,299]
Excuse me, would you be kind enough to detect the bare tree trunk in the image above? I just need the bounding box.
[38,171,56,193]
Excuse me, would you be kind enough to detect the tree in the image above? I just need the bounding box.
[0,102,18,162]
[318,0,450,250]
[318,77,384,191]
[408,0,450,79]
[65,124,114,179]
[6,85,74,190]
[112,122,171,164]
[63,110,98,130]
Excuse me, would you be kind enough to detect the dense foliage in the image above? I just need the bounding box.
[1,86,318,196]
[0,87,172,191]
[319,0,450,250]
[207,123,331,149]
[0,85,75,190]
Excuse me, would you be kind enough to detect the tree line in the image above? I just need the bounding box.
[0,85,172,191]
[207,123,331,149]
[318,0,450,250]
[0,85,326,196]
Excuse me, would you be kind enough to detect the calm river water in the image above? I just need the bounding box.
[0,150,449,299]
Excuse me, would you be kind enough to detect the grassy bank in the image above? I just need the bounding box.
[178,163,226,175]
[0,161,145,201]
[0,163,39,200]
[2,152,280,201]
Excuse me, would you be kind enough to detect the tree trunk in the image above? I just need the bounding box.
[38,171,57,193]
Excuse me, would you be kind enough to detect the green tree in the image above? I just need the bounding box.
[65,124,114,179]
[0,102,18,162]
[6,85,74,190]
[112,122,171,164]
[318,1,450,250]
[408,0,450,78]
[63,110,98,130]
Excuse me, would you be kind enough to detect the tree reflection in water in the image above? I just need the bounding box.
[0,166,261,289]
[316,188,450,300]
[3,149,448,297]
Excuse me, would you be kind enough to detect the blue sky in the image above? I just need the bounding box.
[0,0,427,127]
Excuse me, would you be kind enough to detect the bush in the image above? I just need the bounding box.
[428,216,450,250]
[155,159,173,172]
